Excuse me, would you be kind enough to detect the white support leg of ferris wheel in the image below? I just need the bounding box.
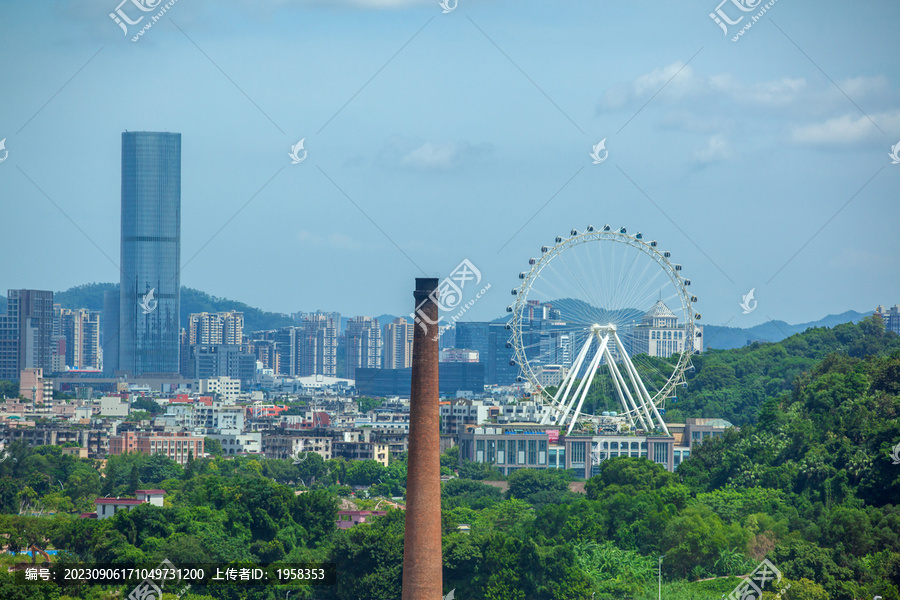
[601,341,650,431]
[553,331,597,427]
[542,329,593,425]
[564,335,608,436]
[603,356,637,430]
[612,334,656,433]
[613,330,670,435]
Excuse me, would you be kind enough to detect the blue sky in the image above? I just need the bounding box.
[1,0,898,328]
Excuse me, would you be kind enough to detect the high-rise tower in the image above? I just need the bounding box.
[118,132,181,375]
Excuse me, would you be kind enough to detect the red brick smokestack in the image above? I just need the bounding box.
[402,278,442,600]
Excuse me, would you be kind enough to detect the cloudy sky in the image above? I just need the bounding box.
[1,0,898,328]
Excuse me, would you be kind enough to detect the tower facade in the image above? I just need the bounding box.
[118,132,182,375]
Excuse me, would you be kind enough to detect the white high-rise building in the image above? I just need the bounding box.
[383,317,414,369]
[188,311,244,346]
[346,316,382,379]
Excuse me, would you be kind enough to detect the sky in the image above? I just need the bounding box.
[1,0,898,330]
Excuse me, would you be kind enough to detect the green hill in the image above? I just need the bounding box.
[50,283,295,333]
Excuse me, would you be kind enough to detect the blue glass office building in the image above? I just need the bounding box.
[119,132,181,375]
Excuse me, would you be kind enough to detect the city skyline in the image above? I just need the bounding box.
[1,1,898,330]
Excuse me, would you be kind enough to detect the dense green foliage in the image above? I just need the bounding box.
[0,319,898,599]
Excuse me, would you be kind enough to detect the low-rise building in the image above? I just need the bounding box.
[332,441,390,467]
[92,490,165,519]
[458,418,733,475]
[108,431,204,465]
[19,368,53,405]
[336,510,387,530]
[195,376,241,402]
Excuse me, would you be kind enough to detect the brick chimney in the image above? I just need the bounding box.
[402,278,442,600]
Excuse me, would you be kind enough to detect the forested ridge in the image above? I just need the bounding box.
[0,318,898,599]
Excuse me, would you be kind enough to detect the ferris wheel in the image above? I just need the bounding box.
[507,225,700,435]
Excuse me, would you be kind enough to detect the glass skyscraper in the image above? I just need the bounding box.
[119,132,181,375]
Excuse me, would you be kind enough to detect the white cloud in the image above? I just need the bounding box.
[379,136,492,170]
[790,110,900,145]
[694,135,731,163]
[600,62,810,113]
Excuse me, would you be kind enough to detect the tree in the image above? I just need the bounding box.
[505,468,569,501]
[345,460,386,487]
[204,437,224,457]
[442,478,503,510]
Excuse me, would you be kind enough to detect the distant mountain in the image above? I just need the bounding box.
[0,286,873,345]
[488,297,872,351]
[702,310,872,350]
[51,283,295,333]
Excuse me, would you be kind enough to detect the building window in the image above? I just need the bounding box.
[653,443,667,465]
[527,440,537,465]
[476,439,485,463]
[487,439,496,464]
[570,442,586,466]
[497,440,505,464]
[538,440,547,465]
[517,440,526,465]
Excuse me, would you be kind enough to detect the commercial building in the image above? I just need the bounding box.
[181,344,255,385]
[440,348,479,363]
[355,362,484,397]
[0,289,55,380]
[457,418,733,475]
[118,131,182,376]
[455,322,516,385]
